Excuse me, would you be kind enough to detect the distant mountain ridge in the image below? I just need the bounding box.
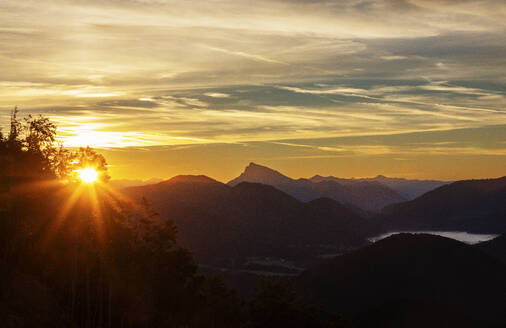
[229,163,413,211]
[311,174,449,200]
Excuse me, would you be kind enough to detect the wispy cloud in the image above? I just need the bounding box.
[203,46,288,65]
[0,0,505,180]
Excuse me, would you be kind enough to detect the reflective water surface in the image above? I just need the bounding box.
[369,231,498,244]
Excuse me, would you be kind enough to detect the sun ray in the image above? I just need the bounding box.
[88,183,105,244]
[41,184,84,248]
[3,179,63,199]
[99,182,141,212]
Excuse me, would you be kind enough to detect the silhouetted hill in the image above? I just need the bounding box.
[377,177,506,233]
[232,181,301,214]
[302,198,370,242]
[297,233,506,326]
[228,163,405,211]
[126,175,231,210]
[124,175,369,267]
[477,233,506,263]
[312,175,449,200]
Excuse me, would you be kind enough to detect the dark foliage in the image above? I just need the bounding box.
[0,111,242,327]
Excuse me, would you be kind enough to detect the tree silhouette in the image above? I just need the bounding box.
[0,110,347,327]
[0,110,245,327]
[0,109,110,187]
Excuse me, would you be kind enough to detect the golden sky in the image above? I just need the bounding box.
[1,0,505,181]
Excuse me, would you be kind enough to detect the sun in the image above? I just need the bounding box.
[77,168,99,183]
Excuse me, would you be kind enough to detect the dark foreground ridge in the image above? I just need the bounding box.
[296,233,506,327]
[476,233,506,263]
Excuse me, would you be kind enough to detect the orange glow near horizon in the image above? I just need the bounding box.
[1,0,505,181]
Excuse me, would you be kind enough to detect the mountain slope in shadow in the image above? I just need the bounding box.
[124,175,369,267]
[376,176,506,234]
[477,233,506,264]
[297,233,506,326]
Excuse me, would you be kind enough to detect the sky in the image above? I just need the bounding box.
[1,0,505,182]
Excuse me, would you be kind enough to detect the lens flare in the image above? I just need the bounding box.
[78,168,99,183]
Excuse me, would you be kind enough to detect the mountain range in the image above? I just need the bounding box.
[310,174,448,200]
[123,173,506,326]
[124,175,370,267]
[228,163,419,211]
[124,172,506,269]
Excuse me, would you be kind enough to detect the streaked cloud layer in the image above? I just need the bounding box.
[1,0,505,180]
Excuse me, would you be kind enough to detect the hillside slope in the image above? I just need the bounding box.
[297,233,506,326]
[477,233,506,263]
[377,177,506,233]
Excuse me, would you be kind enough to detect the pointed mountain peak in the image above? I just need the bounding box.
[242,162,283,175]
[244,162,278,171]
[245,162,268,170]
[228,162,293,186]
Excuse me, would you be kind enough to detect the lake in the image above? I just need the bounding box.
[369,231,498,244]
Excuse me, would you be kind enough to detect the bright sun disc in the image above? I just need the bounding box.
[78,168,99,183]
